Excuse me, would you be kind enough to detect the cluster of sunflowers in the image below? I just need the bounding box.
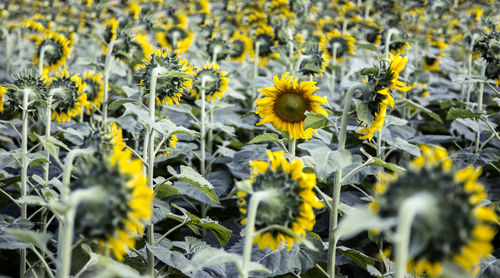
[0,0,499,277]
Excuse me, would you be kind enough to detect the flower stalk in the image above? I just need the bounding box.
[43,91,54,182]
[475,61,487,153]
[19,88,31,278]
[200,77,208,176]
[330,43,339,103]
[102,40,117,126]
[328,83,367,277]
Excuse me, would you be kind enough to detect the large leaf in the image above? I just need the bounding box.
[248,133,280,144]
[403,99,443,124]
[303,112,329,130]
[336,246,382,277]
[338,207,396,239]
[168,166,219,204]
[446,108,483,120]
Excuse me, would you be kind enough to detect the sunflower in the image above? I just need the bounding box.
[155,23,194,54]
[0,85,6,111]
[21,19,46,33]
[32,30,72,74]
[423,38,447,72]
[206,36,230,62]
[101,17,119,53]
[137,50,193,106]
[229,31,252,62]
[238,150,324,250]
[0,70,49,116]
[250,25,279,66]
[73,123,153,261]
[112,32,154,70]
[46,69,88,124]
[127,1,141,21]
[357,53,411,140]
[299,45,328,77]
[371,145,498,277]
[191,62,229,101]
[324,29,356,61]
[255,73,327,140]
[82,70,104,113]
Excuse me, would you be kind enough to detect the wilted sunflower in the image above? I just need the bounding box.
[371,145,498,277]
[191,62,229,101]
[324,29,356,61]
[73,123,153,261]
[137,50,193,105]
[155,23,194,54]
[82,70,104,113]
[255,73,327,140]
[46,69,88,123]
[238,150,324,250]
[229,31,252,62]
[357,53,411,140]
[32,30,71,74]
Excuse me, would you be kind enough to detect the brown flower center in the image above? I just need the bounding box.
[274,91,310,123]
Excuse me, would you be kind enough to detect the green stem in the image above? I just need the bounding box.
[394,194,435,278]
[475,62,486,153]
[251,42,261,112]
[289,138,296,156]
[291,55,305,76]
[364,3,371,20]
[56,149,92,278]
[330,43,339,104]
[20,88,31,278]
[384,28,396,57]
[38,45,51,75]
[200,77,208,177]
[102,40,117,126]
[328,83,367,278]
[2,28,11,75]
[147,67,160,277]
[376,126,383,158]
[465,35,476,103]
[43,92,54,182]
[241,191,267,278]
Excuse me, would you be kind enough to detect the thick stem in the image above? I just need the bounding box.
[251,42,261,112]
[147,67,160,277]
[291,55,305,76]
[20,88,31,278]
[241,191,267,278]
[289,138,296,156]
[376,127,383,158]
[2,28,11,75]
[102,40,117,126]
[328,83,366,278]
[465,36,476,103]
[56,149,92,278]
[364,3,370,20]
[38,45,51,75]
[200,77,208,177]
[475,62,486,153]
[384,28,396,57]
[394,194,435,278]
[330,43,339,104]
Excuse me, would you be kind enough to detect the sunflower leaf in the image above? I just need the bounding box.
[248,133,280,144]
[303,112,329,130]
[403,99,443,124]
[167,166,220,204]
[446,108,483,120]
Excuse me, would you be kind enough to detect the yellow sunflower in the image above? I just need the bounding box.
[102,17,119,53]
[0,85,6,111]
[250,25,279,66]
[82,70,104,113]
[238,150,324,250]
[46,69,88,124]
[323,29,356,61]
[358,53,411,140]
[371,145,498,277]
[255,73,328,140]
[32,31,72,74]
[21,19,46,33]
[191,62,229,101]
[229,31,252,62]
[155,23,194,54]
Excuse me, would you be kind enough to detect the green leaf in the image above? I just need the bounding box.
[155,181,179,198]
[478,256,500,278]
[446,108,483,120]
[403,99,443,124]
[248,133,280,144]
[5,228,51,252]
[170,204,231,246]
[336,246,382,277]
[108,98,137,110]
[165,70,193,79]
[439,100,467,110]
[371,157,406,174]
[168,165,219,204]
[338,207,395,239]
[309,147,352,180]
[165,103,192,114]
[303,112,329,130]
[186,247,270,274]
[354,99,374,125]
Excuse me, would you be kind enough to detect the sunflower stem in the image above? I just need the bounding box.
[475,61,486,153]
[376,127,384,158]
[38,45,51,75]
[200,77,208,177]
[289,138,296,156]
[464,35,476,104]
[328,83,367,278]
[329,43,339,104]
[2,28,11,75]
[291,55,305,76]
[252,42,261,112]
[146,66,161,277]
[212,46,219,64]
[43,92,54,182]
[102,39,117,127]
[241,191,267,278]
[57,148,93,278]
[20,88,31,278]
[395,193,436,278]
[364,3,371,20]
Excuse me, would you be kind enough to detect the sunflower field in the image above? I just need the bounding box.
[0,0,500,277]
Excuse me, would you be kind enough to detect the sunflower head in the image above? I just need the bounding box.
[474,31,500,65]
[357,53,411,140]
[237,150,324,250]
[206,36,230,62]
[299,45,328,77]
[137,50,193,106]
[255,73,327,140]
[229,31,252,62]
[46,69,88,124]
[371,145,498,277]
[154,23,194,54]
[251,25,278,66]
[191,62,229,101]
[32,30,72,74]
[324,29,356,61]
[82,70,104,113]
[73,123,153,261]
[112,32,154,70]
[0,70,49,116]
[485,63,500,87]
[102,17,119,49]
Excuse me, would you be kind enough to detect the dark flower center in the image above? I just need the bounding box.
[274,91,310,123]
